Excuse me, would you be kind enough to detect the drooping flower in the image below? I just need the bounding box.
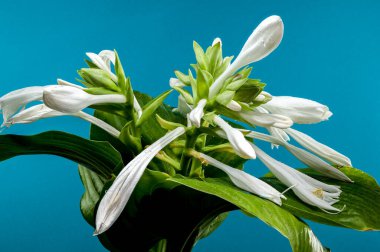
[0,85,54,124]
[95,127,186,235]
[209,15,284,98]
[262,96,333,124]
[285,128,352,167]
[192,151,283,205]
[252,144,342,212]
[5,104,121,137]
[245,130,352,182]
[43,85,126,113]
[188,99,207,127]
[213,116,256,159]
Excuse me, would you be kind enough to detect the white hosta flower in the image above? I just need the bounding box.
[225,100,242,111]
[268,127,289,148]
[254,91,272,102]
[195,152,283,205]
[0,85,54,124]
[86,51,117,82]
[245,130,352,182]
[209,15,284,98]
[95,127,186,235]
[285,128,352,167]
[239,108,293,129]
[2,104,64,127]
[5,104,121,137]
[188,99,207,127]
[175,95,192,116]
[213,116,256,159]
[262,96,333,124]
[252,144,342,212]
[169,78,185,88]
[43,85,126,113]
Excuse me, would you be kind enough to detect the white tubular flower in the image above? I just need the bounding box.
[169,78,185,88]
[262,96,333,124]
[5,104,121,137]
[245,130,351,182]
[194,152,283,205]
[254,91,272,102]
[209,15,284,98]
[86,51,117,82]
[239,108,293,129]
[284,144,352,182]
[213,116,256,159]
[3,104,64,127]
[225,100,242,111]
[43,85,126,113]
[285,128,352,167]
[188,99,207,127]
[252,144,342,212]
[95,127,186,235]
[268,127,289,148]
[0,85,55,124]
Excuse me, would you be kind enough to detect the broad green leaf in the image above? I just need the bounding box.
[78,164,107,225]
[169,177,326,252]
[0,131,123,178]
[263,167,380,231]
[136,90,173,127]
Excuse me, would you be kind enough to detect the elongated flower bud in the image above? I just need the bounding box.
[262,96,333,124]
[285,128,352,166]
[188,99,207,127]
[213,116,256,159]
[194,152,283,204]
[43,85,126,113]
[95,127,186,235]
[209,16,283,98]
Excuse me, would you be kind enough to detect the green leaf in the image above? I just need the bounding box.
[78,68,120,92]
[196,69,212,99]
[233,79,265,103]
[216,90,235,105]
[136,90,173,127]
[263,167,380,231]
[172,86,194,105]
[0,131,123,178]
[174,70,190,86]
[206,42,222,76]
[78,164,107,225]
[169,177,327,252]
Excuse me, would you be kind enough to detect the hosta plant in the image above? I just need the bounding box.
[0,15,379,252]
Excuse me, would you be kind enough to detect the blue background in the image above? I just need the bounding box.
[0,0,379,251]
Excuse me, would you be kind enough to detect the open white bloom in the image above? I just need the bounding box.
[194,151,283,205]
[43,85,126,113]
[95,127,186,235]
[213,116,256,159]
[209,15,284,98]
[245,130,352,182]
[285,128,351,167]
[262,96,333,124]
[0,85,54,124]
[252,144,342,212]
[188,99,207,127]
[239,108,293,129]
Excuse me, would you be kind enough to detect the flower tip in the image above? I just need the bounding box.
[322,110,333,121]
[212,37,222,47]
